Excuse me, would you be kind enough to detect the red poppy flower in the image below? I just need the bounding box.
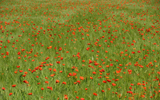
[127,91,133,94]
[107,79,111,82]
[12,85,16,87]
[68,73,72,76]
[41,87,44,90]
[103,80,107,83]
[128,69,132,74]
[137,83,141,85]
[2,87,5,90]
[137,51,141,53]
[94,62,99,66]
[28,93,32,95]
[112,83,116,86]
[93,93,97,96]
[110,63,113,66]
[56,61,60,64]
[72,72,77,76]
[80,76,84,80]
[90,77,93,79]
[89,60,92,64]
[92,72,96,74]
[62,82,66,85]
[132,52,135,54]
[6,51,9,55]
[9,93,12,96]
[55,80,59,83]
[77,80,81,84]
[101,90,105,92]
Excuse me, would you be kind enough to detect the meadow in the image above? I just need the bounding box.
[0,0,160,99]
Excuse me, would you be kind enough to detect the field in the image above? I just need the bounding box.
[0,0,160,99]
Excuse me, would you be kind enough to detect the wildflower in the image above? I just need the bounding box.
[53,69,56,72]
[107,79,111,82]
[12,85,16,87]
[9,93,12,96]
[64,95,68,99]
[80,76,84,80]
[112,83,116,86]
[77,80,81,84]
[41,87,44,90]
[45,81,49,84]
[90,77,93,79]
[62,82,66,85]
[2,87,5,90]
[76,96,79,99]
[28,93,32,95]
[93,93,97,96]
[56,80,59,83]
[128,69,132,74]
[127,91,133,94]
[137,83,141,85]
[101,90,105,92]
[137,51,141,53]
[103,80,107,83]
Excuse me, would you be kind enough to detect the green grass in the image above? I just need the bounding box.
[0,0,160,99]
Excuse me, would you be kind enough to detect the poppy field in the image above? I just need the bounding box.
[0,0,160,99]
